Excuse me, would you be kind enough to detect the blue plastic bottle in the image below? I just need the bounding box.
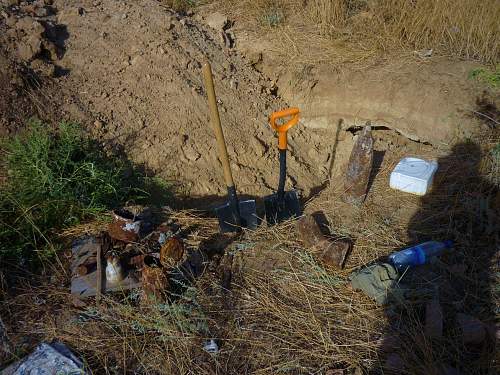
[388,240,453,271]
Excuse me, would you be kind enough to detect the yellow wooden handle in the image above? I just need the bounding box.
[202,61,234,188]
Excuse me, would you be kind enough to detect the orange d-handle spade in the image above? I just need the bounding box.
[269,107,300,150]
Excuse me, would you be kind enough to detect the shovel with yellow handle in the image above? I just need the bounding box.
[202,61,258,233]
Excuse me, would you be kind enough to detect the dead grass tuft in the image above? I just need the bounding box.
[218,0,499,65]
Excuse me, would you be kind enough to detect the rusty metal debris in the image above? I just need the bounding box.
[108,210,143,243]
[141,256,169,304]
[296,213,351,269]
[160,237,185,266]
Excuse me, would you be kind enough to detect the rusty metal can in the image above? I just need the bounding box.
[108,211,142,243]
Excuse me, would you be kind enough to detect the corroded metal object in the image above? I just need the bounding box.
[141,256,169,303]
[160,237,184,265]
[296,214,351,269]
[343,124,373,205]
[108,210,142,243]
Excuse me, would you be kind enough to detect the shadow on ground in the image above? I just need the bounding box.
[371,142,498,375]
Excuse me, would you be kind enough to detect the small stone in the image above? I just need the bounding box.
[93,120,103,130]
[121,13,127,19]
[248,51,263,66]
[5,16,17,27]
[183,144,200,162]
[17,34,42,60]
[30,59,55,76]
[34,6,48,17]
[130,55,145,66]
[205,12,228,30]
[15,16,43,34]
[42,39,59,60]
[179,18,187,26]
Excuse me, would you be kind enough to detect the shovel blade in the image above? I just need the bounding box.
[215,199,258,233]
[264,190,301,225]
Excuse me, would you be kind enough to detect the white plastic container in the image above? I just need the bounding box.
[390,157,438,195]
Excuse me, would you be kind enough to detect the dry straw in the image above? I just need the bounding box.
[219,0,500,65]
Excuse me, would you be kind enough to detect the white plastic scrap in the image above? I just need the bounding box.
[4,342,86,375]
[203,339,219,354]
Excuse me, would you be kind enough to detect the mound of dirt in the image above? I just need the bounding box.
[44,0,334,202]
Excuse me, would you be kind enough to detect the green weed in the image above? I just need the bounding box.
[261,7,285,27]
[0,121,171,263]
[470,66,500,88]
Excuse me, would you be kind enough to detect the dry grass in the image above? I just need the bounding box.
[217,0,500,65]
[1,130,498,373]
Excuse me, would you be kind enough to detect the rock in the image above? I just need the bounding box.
[30,59,55,76]
[456,313,487,344]
[15,17,44,34]
[34,6,48,17]
[5,16,17,27]
[183,144,200,161]
[17,35,42,60]
[42,39,60,60]
[1,0,19,6]
[205,12,228,30]
[59,7,84,20]
[425,298,443,338]
[93,120,104,132]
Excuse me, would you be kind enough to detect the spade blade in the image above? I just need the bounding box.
[264,190,301,225]
[215,199,258,233]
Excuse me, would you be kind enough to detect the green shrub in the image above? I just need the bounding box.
[0,121,170,263]
[470,66,500,88]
